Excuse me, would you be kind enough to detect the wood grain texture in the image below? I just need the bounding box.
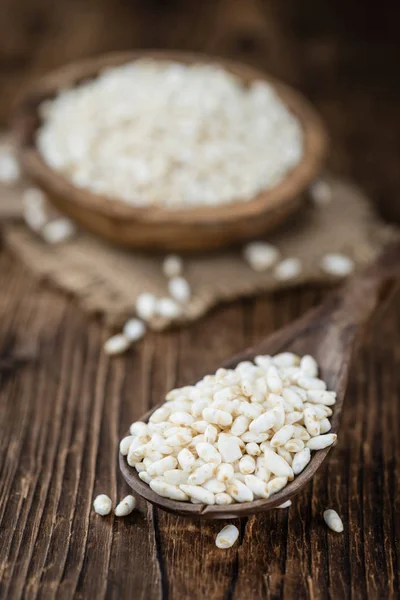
[0,254,399,599]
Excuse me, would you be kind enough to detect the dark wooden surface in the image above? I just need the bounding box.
[1,1,400,598]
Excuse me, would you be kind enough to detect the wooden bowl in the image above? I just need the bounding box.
[14,51,328,252]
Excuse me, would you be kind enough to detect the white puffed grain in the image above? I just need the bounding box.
[285,411,303,425]
[244,242,280,272]
[202,478,226,494]
[187,463,217,485]
[323,509,344,533]
[215,492,234,505]
[139,471,152,484]
[115,495,136,517]
[42,218,76,244]
[22,187,46,210]
[293,425,310,442]
[300,355,318,377]
[168,277,191,304]
[169,411,194,426]
[204,424,219,444]
[244,474,269,498]
[307,390,336,405]
[104,334,130,355]
[0,147,20,182]
[226,478,254,502]
[303,407,321,437]
[150,406,171,424]
[319,418,331,433]
[136,292,157,321]
[130,421,149,437]
[284,438,304,453]
[245,442,261,456]
[271,425,294,447]
[292,448,311,474]
[147,456,177,477]
[122,318,146,342]
[217,436,243,463]
[297,375,326,391]
[216,524,239,548]
[217,463,235,483]
[266,365,283,393]
[282,388,303,410]
[196,442,222,465]
[179,484,215,504]
[177,448,196,471]
[162,255,183,278]
[277,446,293,467]
[93,494,112,516]
[321,254,354,277]
[274,258,301,281]
[119,435,135,455]
[203,407,233,427]
[239,455,256,474]
[156,297,182,319]
[150,480,189,501]
[164,469,189,485]
[249,411,276,433]
[191,420,209,433]
[267,476,288,495]
[264,448,293,478]
[306,433,337,450]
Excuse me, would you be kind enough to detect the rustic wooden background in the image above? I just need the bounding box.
[0,1,399,599]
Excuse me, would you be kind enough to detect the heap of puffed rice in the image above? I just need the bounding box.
[120,353,337,505]
[37,60,303,209]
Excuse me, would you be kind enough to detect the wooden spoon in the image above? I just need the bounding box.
[14,50,327,252]
[120,243,400,518]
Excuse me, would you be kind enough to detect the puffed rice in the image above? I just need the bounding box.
[274,258,302,281]
[115,495,136,517]
[104,334,130,355]
[23,205,48,233]
[156,297,182,319]
[243,242,280,272]
[93,494,112,516]
[42,218,76,244]
[321,254,355,277]
[37,60,303,209]
[168,277,191,304]
[216,524,239,548]
[323,508,344,532]
[122,352,337,504]
[0,145,20,183]
[162,254,183,278]
[136,292,157,321]
[122,317,146,342]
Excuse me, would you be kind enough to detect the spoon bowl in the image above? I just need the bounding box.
[14,50,327,252]
[120,243,400,518]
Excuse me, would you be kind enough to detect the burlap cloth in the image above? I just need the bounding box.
[1,169,398,329]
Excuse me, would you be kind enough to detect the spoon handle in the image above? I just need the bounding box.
[328,240,400,335]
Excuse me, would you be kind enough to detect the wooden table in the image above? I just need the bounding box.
[1,256,399,599]
[0,1,400,598]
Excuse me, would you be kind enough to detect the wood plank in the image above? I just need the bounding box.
[0,257,400,599]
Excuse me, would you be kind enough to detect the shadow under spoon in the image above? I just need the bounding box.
[120,242,400,519]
